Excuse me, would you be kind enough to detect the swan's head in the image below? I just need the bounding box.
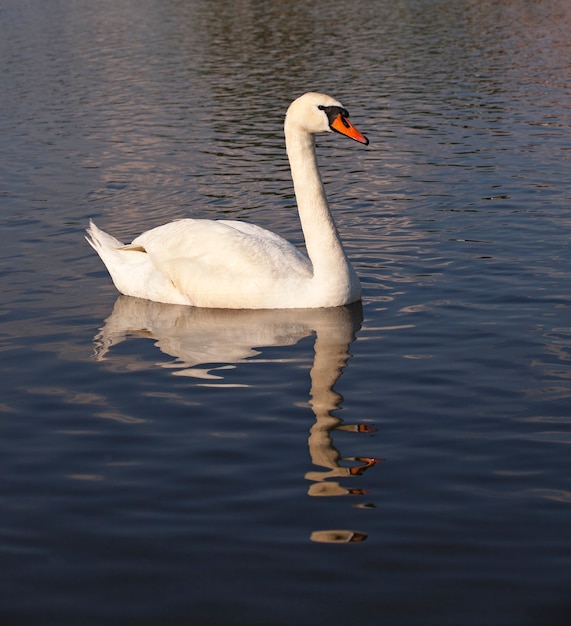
[285,92,369,145]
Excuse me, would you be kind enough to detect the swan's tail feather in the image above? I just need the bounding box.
[85,219,188,304]
[85,220,138,297]
[85,219,124,252]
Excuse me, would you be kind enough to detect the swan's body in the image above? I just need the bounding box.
[86,92,368,309]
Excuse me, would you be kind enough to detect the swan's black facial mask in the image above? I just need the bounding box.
[318,105,369,145]
[318,105,350,125]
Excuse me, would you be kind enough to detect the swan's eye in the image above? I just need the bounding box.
[318,105,350,126]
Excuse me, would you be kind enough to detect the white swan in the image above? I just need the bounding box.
[86,92,369,309]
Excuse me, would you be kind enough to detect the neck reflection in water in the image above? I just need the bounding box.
[94,296,380,542]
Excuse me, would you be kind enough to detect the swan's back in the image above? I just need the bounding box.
[87,218,314,308]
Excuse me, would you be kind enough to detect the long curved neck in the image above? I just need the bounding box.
[285,125,350,281]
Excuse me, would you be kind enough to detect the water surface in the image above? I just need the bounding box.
[1,1,571,624]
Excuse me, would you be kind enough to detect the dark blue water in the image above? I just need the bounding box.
[1,1,571,624]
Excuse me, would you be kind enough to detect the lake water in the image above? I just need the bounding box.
[1,0,571,624]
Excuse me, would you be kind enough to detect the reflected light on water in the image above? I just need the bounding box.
[94,296,380,540]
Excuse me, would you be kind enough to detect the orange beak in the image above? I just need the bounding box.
[330,113,369,145]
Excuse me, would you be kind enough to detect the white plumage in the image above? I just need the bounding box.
[86,92,368,309]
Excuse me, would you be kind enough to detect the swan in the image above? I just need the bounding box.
[86,92,369,309]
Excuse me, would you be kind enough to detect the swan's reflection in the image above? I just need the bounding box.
[94,296,379,542]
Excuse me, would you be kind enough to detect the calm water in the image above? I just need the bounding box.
[1,0,571,624]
